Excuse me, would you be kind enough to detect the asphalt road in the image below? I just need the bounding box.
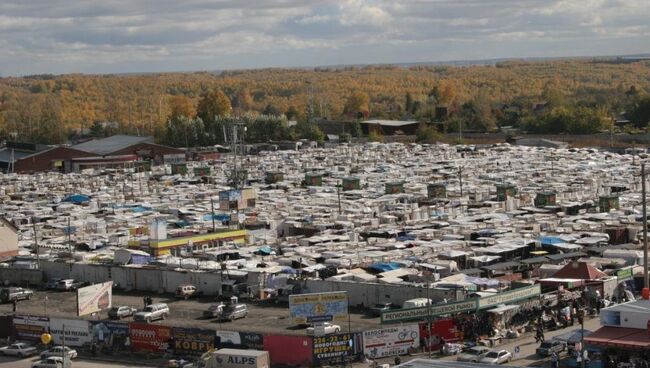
[0,289,381,335]
[0,355,143,368]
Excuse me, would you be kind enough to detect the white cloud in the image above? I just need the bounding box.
[0,0,648,75]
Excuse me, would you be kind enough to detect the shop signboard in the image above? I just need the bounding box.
[381,299,478,324]
[363,324,420,358]
[477,284,541,309]
[617,267,633,283]
[312,332,362,365]
[129,322,172,353]
[77,281,113,316]
[172,327,215,356]
[164,153,186,164]
[49,318,92,347]
[289,291,348,325]
[13,315,49,341]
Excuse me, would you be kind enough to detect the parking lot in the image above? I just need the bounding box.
[0,289,383,335]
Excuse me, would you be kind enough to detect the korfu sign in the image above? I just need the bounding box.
[477,284,541,309]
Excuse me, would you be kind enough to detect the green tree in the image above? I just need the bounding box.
[344,91,370,117]
[197,89,231,144]
[349,121,362,137]
[630,96,650,128]
[415,123,441,144]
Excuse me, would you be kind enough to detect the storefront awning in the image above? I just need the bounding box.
[585,327,650,350]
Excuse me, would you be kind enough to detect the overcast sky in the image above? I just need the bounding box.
[1,0,649,75]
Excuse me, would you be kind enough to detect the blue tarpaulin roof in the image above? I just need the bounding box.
[62,194,90,204]
[203,214,230,222]
[540,236,564,246]
[368,262,402,273]
[131,206,152,213]
[258,246,273,255]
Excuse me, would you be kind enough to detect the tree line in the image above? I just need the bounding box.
[0,59,649,144]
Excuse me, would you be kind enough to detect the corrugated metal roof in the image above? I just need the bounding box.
[72,135,153,155]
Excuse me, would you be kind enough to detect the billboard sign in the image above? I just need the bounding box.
[477,284,541,309]
[129,323,172,353]
[381,299,478,324]
[172,327,215,356]
[363,324,420,358]
[91,321,130,351]
[49,318,92,347]
[13,315,49,341]
[77,281,113,316]
[164,153,186,164]
[312,332,362,365]
[289,292,348,325]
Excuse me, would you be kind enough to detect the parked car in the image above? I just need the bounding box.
[457,346,490,362]
[0,287,34,303]
[134,303,170,323]
[31,356,72,368]
[45,279,61,290]
[175,285,203,300]
[203,303,225,319]
[40,346,78,360]
[306,322,341,336]
[218,304,248,321]
[108,306,137,319]
[479,349,512,365]
[536,340,566,356]
[0,342,38,357]
[57,279,85,291]
[368,302,396,317]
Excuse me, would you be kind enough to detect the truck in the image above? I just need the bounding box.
[205,348,269,368]
[402,298,431,309]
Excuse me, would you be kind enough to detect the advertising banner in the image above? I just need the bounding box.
[477,284,541,309]
[289,291,348,325]
[419,319,461,350]
[172,327,215,356]
[312,332,363,365]
[263,334,313,366]
[129,322,172,353]
[164,153,186,164]
[91,321,129,352]
[381,299,477,324]
[13,315,49,341]
[77,281,113,316]
[363,324,420,358]
[216,330,264,350]
[49,318,92,347]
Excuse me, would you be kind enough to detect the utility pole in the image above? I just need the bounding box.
[32,218,40,269]
[62,324,66,366]
[459,166,463,197]
[337,181,342,215]
[67,217,72,254]
[426,275,432,358]
[210,197,216,233]
[643,162,648,289]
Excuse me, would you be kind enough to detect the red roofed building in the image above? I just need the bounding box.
[552,261,607,280]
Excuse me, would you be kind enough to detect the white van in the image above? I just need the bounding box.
[402,298,431,309]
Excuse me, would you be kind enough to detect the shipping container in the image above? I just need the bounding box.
[207,348,269,368]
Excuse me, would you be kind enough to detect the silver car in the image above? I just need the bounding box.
[133,303,169,323]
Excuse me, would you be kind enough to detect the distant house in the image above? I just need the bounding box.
[13,135,184,173]
[360,120,420,135]
[0,217,18,259]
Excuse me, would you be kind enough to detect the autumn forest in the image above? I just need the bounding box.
[1,59,650,146]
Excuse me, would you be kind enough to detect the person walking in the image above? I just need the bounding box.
[551,352,559,368]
